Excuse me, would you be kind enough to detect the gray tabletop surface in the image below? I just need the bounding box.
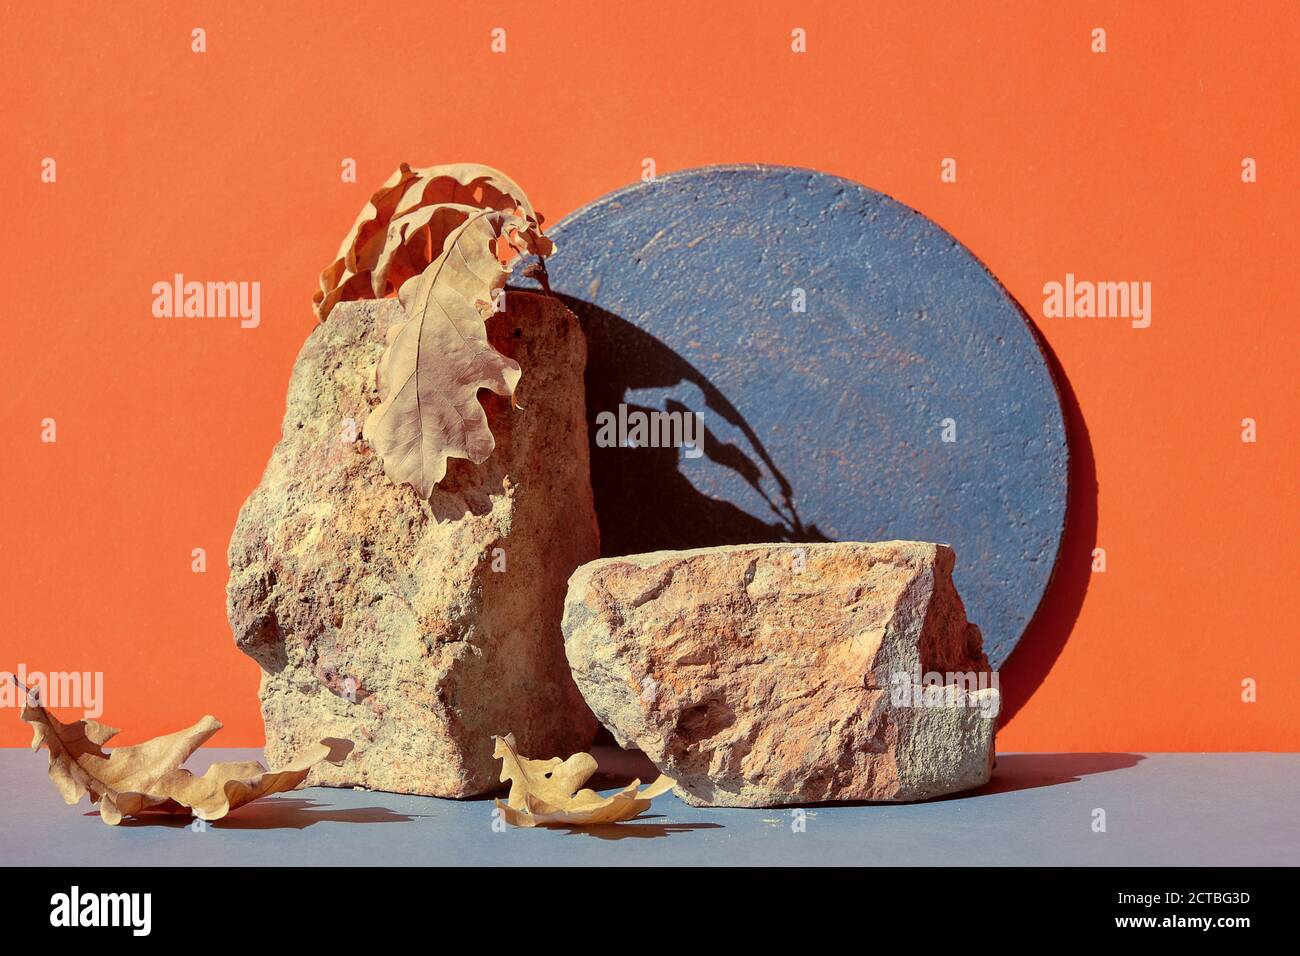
[4,749,1295,866]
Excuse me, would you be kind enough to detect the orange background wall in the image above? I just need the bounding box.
[2,1,1296,750]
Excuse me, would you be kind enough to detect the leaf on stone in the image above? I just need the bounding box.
[362,209,531,497]
[18,680,348,825]
[492,732,676,828]
[314,162,553,323]
[316,162,555,496]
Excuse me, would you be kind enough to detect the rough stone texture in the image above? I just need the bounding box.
[228,291,600,798]
[562,541,1000,807]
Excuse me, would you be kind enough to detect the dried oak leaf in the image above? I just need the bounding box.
[314,162,552,323]
[318,161,554,496]
[19,683,347,825]
[362,209,535,497]
[493,733,676,828]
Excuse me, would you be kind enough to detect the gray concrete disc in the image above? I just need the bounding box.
[514,165,1067,667]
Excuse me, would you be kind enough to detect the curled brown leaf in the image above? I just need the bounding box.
[17,679,349,825]
[317,161,554,496]
[492,733,676,828]
[314,162,552,323]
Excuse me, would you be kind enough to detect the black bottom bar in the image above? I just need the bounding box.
[2,866,1287,940]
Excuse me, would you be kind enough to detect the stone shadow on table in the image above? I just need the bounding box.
[102,798,418,830]
[943,752,1145,800]
[586,745,663,790]
[776,753,1143,809]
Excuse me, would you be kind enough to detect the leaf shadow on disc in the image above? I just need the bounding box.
[560,294,831,555]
